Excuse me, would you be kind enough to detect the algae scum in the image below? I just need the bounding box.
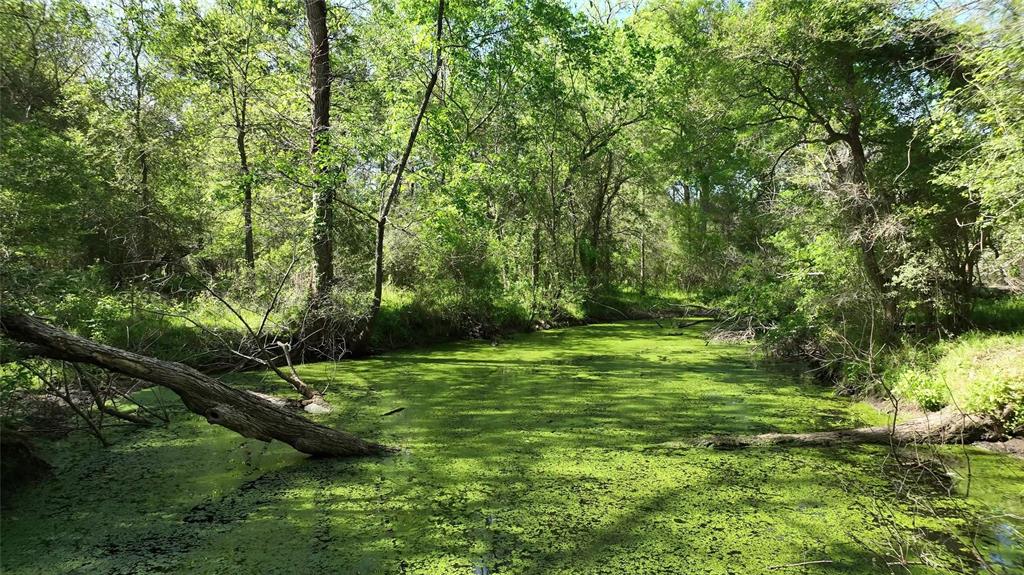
[2,321,1022,574]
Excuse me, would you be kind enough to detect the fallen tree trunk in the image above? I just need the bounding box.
[0,311,389,457]
[669,303,725,318]
[693,408,997,449]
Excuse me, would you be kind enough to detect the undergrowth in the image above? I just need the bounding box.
[885,332,1024,432]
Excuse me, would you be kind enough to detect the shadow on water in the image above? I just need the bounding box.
[1,320,1020,574]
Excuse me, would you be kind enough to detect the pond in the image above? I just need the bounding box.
[2,320,1021,574]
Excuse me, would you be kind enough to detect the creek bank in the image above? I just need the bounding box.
[187,293,702,374]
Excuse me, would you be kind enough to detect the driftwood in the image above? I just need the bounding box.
[972,438,1024,457]
[0,311,389,457]
[182,263,332,412]
[665,318,717,334]
[693,408,997,449]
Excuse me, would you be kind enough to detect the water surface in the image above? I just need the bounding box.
[2,321,1020,573]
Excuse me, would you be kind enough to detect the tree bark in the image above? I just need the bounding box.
[532,223,541,291]
[306,0,333,296]
[130,36,152,277]
[840,60,899,334]
[581,154,613,289]
[0,311,388,457]
[237,126,255,268]
[697,174,710,237]
[639,229,646,295]
[691,408,996,449]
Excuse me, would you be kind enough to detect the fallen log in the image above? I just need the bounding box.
[668,303,725,318]
[692,408,997,449]
[972,438,1024,457]
[0,311,389,457]
[666,318,717,335]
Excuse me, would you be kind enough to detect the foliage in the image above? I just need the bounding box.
[0,0,1020,383]
[933,332,1024,429]
[932,0,1024,292]
[886,332,1024,431]
[971,294,1024,332]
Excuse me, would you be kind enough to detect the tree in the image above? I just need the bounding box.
[306,0,333,297]
[933,0,1024,292]
[108,0,160,274]
[360,0,447,348]
[166,0,294,269]
[702,0,964,335]
[0,0,100,268]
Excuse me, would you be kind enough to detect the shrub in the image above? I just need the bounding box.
[971,295,1024,333]
[886,332,1023,431]
[933,332,1023,431]
[891,368,948,412]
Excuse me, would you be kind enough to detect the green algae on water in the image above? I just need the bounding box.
[2,321,1020,574]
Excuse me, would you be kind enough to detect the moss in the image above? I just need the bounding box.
[1,321,1020,574]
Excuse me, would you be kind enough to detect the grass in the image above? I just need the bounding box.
[2,321,1020,574]
[367,285,537,350]
[971,295,1024,333]
[8,271,697,370]
[889,332,1024,430]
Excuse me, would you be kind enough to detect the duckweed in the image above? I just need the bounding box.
[2,321,1020,574]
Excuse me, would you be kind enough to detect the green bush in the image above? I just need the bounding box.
[933,332,1023,430]
[891,368,948,412]
[886,332,1023,431]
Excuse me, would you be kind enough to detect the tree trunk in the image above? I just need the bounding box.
[841,62,899,334]
[848,139,899,332]
[365,215,387,344]
[858,238,898,330]
[0,311,388,457]
[131,40,152,276]
[697,174,710,237]
[690,408,996,449]
[581,154,613,290]
[601,179,621,284]
[306,0,333,296]
[532,223,541,291]
[640,229,646,295]
[237,127,255,268]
